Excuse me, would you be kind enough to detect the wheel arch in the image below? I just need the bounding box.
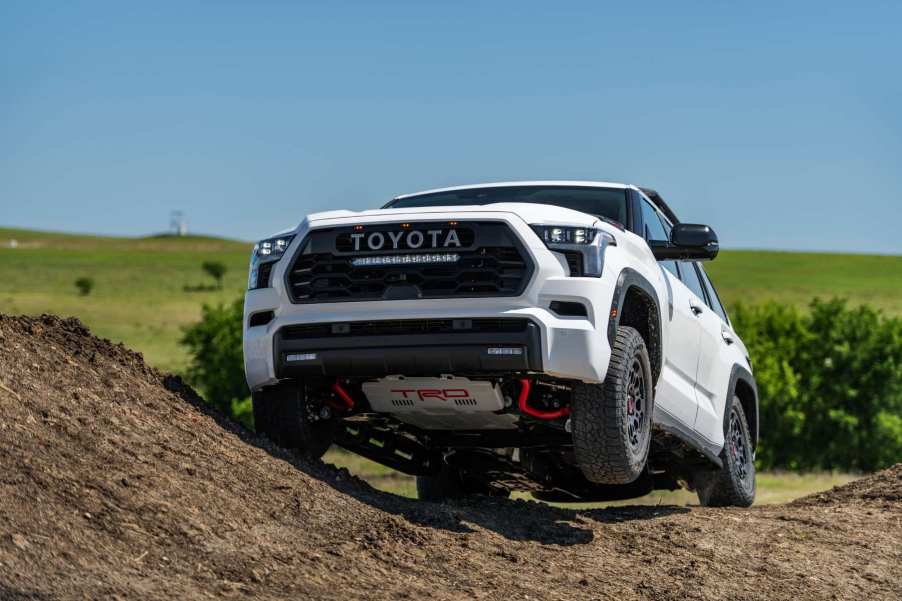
[726,364,759,449]
[608,268,663,385]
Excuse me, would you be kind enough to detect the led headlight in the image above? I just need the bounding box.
[530,225,616,277]
[248,235,295,289]
[532,226,597,245]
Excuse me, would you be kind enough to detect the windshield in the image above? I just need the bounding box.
[385,185,628,225]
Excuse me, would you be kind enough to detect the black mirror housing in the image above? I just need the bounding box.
[649,223,719,261]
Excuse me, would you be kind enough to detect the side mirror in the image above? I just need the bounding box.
[649,223,719,261]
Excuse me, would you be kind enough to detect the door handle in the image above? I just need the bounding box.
[721,329,734,345]
[689,302,704,316]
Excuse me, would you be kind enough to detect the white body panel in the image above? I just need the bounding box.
[655,268,702,427]
[242,180,755,458]
[693,302,749,448]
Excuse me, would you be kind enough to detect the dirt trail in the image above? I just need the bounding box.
[0,314,899,600]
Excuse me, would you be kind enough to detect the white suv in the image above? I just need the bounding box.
[243,181,758,506]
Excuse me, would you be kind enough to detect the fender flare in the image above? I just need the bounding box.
[608,268,663,384]
[724,364,759,449]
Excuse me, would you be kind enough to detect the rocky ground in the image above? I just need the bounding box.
[1,314,899,600]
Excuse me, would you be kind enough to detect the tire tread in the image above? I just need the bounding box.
[697,398,756,507]
[572,326,653,485]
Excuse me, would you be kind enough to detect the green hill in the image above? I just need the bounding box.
[0,227,251,372]
[706,250,902,315]
[1,227,899,373]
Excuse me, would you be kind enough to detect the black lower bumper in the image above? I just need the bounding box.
[274,318,543,378]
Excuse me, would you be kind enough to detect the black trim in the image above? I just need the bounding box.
[637,187,681,225]
[561,250,583,276]
[690,262,713,307]
[654,408,723,468]
[274,320,543,378]
[648,235,719,262]
[608,268,663,383]
[248,310,274,328]
[627,189,644,237]
[726,364,759,449]
[282,318,529,339]
[251,260,277,289]
[549,300,588,318]
[696,264,731,326]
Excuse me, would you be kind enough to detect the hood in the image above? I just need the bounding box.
[305,202,601,229]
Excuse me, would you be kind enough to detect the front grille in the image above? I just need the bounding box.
[285,221,533,303]
[281,318,530,340]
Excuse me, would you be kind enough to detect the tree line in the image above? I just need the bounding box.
[181,297,902,472]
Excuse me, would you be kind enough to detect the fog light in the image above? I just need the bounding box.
[351,253,459,267]
[487,347,523,356]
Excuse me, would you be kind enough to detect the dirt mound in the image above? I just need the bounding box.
[793,464,902,507]
[1,314,900,601]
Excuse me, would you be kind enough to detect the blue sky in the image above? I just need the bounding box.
[1,1,900,252]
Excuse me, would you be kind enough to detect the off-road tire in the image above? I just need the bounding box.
[572,325,654,485]
[416,464,509,502]
[697,396,756,507]
[252,382,334,459]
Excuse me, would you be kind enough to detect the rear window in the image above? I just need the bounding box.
[385,186,628,225]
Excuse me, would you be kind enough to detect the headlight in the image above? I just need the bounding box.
[530,225,616,277]
[248,235,295,289]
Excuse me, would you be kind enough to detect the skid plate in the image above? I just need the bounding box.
[362,376,505,414]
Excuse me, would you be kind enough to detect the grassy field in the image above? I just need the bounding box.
[323,448,857,506]
[2,226,900,375]
[0,227,251,372]
[706,250,902,315]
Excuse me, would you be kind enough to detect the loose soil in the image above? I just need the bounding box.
[1,314,899,600]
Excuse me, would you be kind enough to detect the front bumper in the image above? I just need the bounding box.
[245,292,614,390]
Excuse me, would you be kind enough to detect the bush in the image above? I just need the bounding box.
[180,299,252,428]
[731,299,902,472]
[75,277,94,296]
[179,295,902,471]
[202,261,227,289]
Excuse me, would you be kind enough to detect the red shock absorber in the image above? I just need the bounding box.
[331,379,355,411]
[517,378,570,420]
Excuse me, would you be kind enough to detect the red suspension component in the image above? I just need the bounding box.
[517,378,570,420]
[331,379,355,411]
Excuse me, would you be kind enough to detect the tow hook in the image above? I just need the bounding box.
[330,379,356,411]
[517,379,571,420]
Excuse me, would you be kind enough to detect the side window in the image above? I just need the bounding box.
[680,262,708,303]
[656,213,680,279]
[661,259,680,279]
[640,199,668,241]
[698,265,729,324]
[641,198,679,278]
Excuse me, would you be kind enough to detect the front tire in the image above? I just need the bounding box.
[252,381,334,459]
[572,326,654,485]
[696,396,756,507]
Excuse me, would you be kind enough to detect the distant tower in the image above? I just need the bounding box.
[170,211,188,236]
